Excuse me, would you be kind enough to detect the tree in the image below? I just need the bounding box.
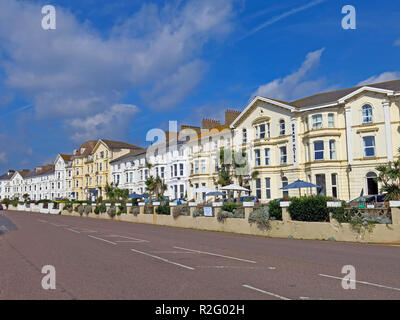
[22,193,30,203]
[376,147,400,200]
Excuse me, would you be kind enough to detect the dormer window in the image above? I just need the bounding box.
[362,105,373,123]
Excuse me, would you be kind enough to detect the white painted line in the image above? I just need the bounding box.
[319,274,400,292]
[51,223,69,227]
[152,251,197,254]
[88,235,117,245]
[174,246,257,264]
[66,228,80,234]
[37,219,47,223]
[243,284,291,300]
[78,229,97,233]
[196,265,276,270]
[116,240,147,243]
[131,248,195,270]
[107,235,148,242]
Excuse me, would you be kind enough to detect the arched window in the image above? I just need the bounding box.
[362,105,373,123]
[279,119,285,135]
[282,177,289,198]
[366,172,378,195]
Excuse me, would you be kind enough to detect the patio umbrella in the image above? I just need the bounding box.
[280,179,320,197]
[220,184,250,192]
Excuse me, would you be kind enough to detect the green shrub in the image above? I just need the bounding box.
[77,205,84,216]
[94,203,106,214]
[329,201,348,222]
[233,207,245,218]
[192,208,203,217]
[248,206,270,230]
[64,203,73,213]
[268,199,282,220]
[156,204,170,215]
[144,205,153,214]
[288,195,330,222]
[131,206,140,216]
[84,205,92,215]
[217,210,234,222]
[221,203,239,213]
[173,205,190,219]
[118,203,127,215]
[2,198,11,209]
[107,206,116,218]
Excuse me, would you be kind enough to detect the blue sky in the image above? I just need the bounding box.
[0,0,399,172]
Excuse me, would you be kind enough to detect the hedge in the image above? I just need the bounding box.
[288,195,330,222]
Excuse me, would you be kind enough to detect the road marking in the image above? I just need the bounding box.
[242,284,291,300]
[78,228,97,233]
[107,235,148,242]
[66,228,80,234]
[37,219,47,223]
[51,223,69,227]
[116,240,147,243]
[197,266,259,269]
[131,248,195,270]
[152,251,197,254]
[88,235,117,245]
[319,274,400,292]
[174,246,257,264]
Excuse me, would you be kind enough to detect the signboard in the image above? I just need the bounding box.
[327,202,342,208]
[243,202,254,207]
[280,201,291,208]
[389,201,400,208]
[292,122,296,164]
[203,206,213,217]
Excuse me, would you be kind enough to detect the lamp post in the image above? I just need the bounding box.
[346,164,352,200]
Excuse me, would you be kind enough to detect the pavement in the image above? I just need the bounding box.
[0,210,399,300]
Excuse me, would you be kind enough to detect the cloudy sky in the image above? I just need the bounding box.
[0,0,399,172]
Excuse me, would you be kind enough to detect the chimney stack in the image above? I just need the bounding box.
[224,109,241,126]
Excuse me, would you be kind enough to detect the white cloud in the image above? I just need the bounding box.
[68,104,140,143]
[0,0,236,139]
[357,72,400,86]
[394,39,400,46]
[252,48,327,101]
[0,152,6,163]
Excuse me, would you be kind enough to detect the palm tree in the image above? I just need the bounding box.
[376,147,400,200]
[104,183,116,200]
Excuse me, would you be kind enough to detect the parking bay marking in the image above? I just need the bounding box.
[319,274,400,292]
[242,284,291,300]
[66,228,80,234]
[131,248,195,270]
[88,235,117,245]
[174,246,257,264]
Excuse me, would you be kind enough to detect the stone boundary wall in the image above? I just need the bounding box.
[5,202,400,244]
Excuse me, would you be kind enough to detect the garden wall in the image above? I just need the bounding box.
[5,203,400,244]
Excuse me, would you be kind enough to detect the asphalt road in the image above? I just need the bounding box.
[0,210,399,300]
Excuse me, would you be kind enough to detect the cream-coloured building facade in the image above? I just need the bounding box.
[81,139,142,200]
[188,80,400,202]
